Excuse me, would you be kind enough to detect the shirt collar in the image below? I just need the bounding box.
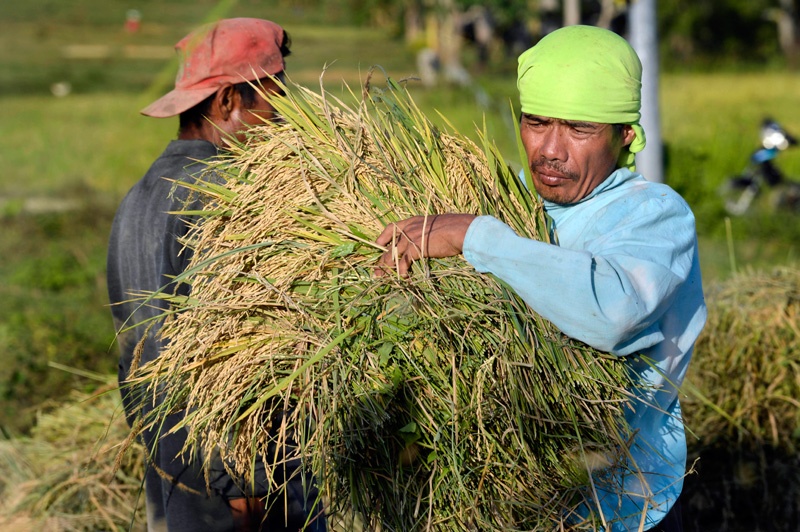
[542,167,637,214]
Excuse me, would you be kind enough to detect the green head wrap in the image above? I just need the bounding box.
[517,25,645,171]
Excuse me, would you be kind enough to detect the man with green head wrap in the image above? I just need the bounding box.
[377,25,705,532]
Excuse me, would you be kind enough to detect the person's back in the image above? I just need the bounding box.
[109,140,233,530]
[109,140,217,391]
[107,18,325,531]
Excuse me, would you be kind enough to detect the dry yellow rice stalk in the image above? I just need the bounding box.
[128,73,638,531]
[0,382,146,531]
[684,265,800,452]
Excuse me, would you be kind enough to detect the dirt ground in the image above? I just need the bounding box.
[682,444,800,532]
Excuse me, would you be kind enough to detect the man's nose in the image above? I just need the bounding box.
[539,126,567,161]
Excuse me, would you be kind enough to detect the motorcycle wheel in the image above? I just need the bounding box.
[719,176,759,216]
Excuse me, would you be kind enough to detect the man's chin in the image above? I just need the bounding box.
[535,187,571,206]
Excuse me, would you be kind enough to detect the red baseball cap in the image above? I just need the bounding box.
[141,18,286,118]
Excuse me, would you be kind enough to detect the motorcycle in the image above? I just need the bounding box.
[719,118,800,216]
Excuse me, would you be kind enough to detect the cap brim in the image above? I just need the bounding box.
[140,85,220,118]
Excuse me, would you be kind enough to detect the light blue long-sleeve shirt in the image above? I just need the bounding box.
[463,168,707,531]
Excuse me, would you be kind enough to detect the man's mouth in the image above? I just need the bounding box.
[534,166,569,186]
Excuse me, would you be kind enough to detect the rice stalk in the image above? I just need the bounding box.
[0,382,146,531]
[684,265,800,452]
[127,72,638,531]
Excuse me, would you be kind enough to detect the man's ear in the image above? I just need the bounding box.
[621,124,636,148]
[213,84,237,121]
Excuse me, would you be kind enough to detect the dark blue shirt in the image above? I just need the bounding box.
[107,139,325,531]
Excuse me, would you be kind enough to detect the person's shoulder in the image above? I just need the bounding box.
[150,140,220,182]
[161,139,218,163]
[645,180,691,209]
[589,173,694,229]
[616,181,698,231]
[118,141,214,201]
[617,174,691,210]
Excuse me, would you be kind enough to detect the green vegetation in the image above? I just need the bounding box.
[0,204,117,431]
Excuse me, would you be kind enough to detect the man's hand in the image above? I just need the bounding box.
[375,213,476,278]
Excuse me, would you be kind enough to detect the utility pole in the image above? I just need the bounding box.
[564,0,581,26]
[629,0,664,183]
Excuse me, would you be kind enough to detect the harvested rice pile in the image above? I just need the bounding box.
[684,265,800,451]
[0,382,145,531]
[679,266,800,531]
[130,76,635,531]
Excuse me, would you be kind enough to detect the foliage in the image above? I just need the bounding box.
[658,0,785,69]
[326,0,797,69]
[4,0,799,93]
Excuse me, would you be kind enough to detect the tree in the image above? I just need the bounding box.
[333,0,800,69]
[766,0,799,64]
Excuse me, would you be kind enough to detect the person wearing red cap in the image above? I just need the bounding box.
[107,18,326,531]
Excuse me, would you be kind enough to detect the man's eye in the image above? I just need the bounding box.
[572,125,597,135]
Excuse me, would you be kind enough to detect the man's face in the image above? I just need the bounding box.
[520,114,634,205]
[226,75,286,143]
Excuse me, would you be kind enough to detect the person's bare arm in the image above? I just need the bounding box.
[375,213,476,277]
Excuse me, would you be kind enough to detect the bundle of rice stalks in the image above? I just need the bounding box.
[128,74,637,530]
[684,265,800,452]
[0,381,145,531]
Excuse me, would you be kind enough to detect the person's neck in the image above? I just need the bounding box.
[178,123,221,145]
